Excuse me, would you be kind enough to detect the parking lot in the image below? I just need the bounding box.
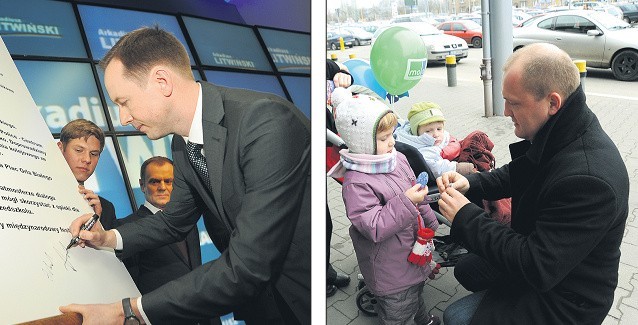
[326,45,638,324]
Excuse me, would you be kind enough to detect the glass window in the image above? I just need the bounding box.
[0,0,87,58]
[538,17,555,30]
[14,60,107,134]
[574,16,597,33]
[440,23,451,31]
[554,15,579,33]
[182,16,272,71]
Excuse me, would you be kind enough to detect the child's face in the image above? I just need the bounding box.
[417,121,445,146]
[375,128,395,155]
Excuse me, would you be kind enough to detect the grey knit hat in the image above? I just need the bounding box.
[333,88,393,155]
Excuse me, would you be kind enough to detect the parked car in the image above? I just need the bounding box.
[464,15,483,26]
[437,20,483,48]
[512,10,533,26]
[338,26,374,46]
[513,10,638,81]
[614,2,638,23]
[327,31,354,50]
[389,13,439,26]
[596,5,624,20]
[359,23,382,34]
[373,22,469,64]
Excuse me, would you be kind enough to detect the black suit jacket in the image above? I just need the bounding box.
[98,195,116,230]
[116,205,201,294]
[117,82,311,324]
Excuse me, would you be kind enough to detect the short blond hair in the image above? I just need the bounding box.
[59,119,105,152]
[377,112,398,134]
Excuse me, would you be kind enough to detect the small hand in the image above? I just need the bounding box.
[428,263,441,280]
[404,184,428,205]
[78,185,103,216]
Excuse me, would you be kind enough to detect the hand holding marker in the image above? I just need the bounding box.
[66,214,99,250]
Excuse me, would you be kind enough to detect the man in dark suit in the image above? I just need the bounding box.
[117,157,199,294]
[61,26,310,325]
[117,157,220,325]
[58,118,116,230]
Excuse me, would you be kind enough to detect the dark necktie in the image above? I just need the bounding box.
[175,239,191,268]
[186,141,211,190]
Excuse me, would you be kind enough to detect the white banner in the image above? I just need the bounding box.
[0,36,139,323]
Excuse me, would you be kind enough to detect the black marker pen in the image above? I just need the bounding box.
[66,213,99,250]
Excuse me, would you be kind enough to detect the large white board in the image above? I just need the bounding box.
[0,37,140,323]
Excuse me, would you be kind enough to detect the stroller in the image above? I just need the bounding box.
[327,128,468,316]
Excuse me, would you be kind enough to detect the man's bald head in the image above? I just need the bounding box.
[504,43,580,101]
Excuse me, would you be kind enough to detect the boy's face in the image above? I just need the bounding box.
[375,128,395,155]
[417,121,445,146]
[57,136,101,184]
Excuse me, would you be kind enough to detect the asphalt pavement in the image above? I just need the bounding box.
[326,49,638,324]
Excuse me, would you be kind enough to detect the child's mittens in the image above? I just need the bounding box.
[456,162,476,175]
[428,262,441,280]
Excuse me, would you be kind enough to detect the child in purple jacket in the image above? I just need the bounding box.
[328,88,440,325]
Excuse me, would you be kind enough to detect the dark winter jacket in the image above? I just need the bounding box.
[453,86,629,325]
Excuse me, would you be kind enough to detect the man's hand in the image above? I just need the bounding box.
[79,185,103,216]
[438,187,471,223]
[69,213,116,249]
[60,300,134,325]
[436,171,470,194]
[404,184,428,205]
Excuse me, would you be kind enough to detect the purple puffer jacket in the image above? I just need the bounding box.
[341,152,438,297]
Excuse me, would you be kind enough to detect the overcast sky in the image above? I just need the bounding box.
[327,0,383,10]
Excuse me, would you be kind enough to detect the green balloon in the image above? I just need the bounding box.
[370,26,427,95]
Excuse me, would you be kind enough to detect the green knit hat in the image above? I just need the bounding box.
[407,102,446,135]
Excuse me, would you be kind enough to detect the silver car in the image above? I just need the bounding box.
[373,22,469,64]
[513,10,638,81]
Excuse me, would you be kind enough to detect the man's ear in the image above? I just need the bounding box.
[57,141,64,152]
[548,92,562,116]
[153,67,173,97]
[139,179,146,193]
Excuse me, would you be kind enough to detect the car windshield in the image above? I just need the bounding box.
[461,20,481,30]
[588,11,630,29]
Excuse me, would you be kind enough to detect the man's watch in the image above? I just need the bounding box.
[122,297,141,325]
